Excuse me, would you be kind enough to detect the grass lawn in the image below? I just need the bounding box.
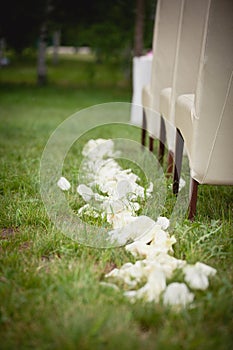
[0,54,232,349]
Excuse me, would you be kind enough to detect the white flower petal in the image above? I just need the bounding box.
[156,216,170,230]
[150,228,177,254]
[57,177,71,191]
[107,210,137,230]
[195,262,217,277]
[124,269,166,303]
[125,241,151,258]
[78,203,89,214]
[102,199,125,214]
[108,215,155,245]
[123,290,138,303]
[150,253,187,278]
[146,182,153,196]
[183,262,217,290]
[77,184,94,202]
[82,139,115,158]
[163,283,194,307]
[105,262,144,288]
[169,178,186,192]
[99,282,120,291]
[116,180,133,199]
[77,203,100,218]
[179,178,186,191]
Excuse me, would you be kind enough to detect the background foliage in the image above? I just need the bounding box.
[0,0,156,59]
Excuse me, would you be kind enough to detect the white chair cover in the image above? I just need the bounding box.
[130,53,153,126]
[175,0,233,185]
[159,0,211,152]
[142,0,183,139]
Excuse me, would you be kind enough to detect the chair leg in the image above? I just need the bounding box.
[167,150,174,176]
[141,108,147,146]
[188,178,199,220]
[173,129,184,195]
[158,115,166,166]
[149,136,154,152]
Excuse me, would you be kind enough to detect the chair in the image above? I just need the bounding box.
[141,0,183,154]
[159,0,211,174]
[130,53,153,126]
[173,0,233,220]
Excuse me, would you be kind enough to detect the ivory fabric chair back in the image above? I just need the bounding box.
[141,0,183,145]
[159,0,211,153]
[130,53,153,126]
[189,0,233,185]
[173,0,233,218]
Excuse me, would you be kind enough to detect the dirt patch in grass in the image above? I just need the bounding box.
[103,262,117,274]
[0,227,19,239]
[1,227,32,251]
[19,241,32,251]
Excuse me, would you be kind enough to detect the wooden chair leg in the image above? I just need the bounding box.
[173,129,184,195]
[158,115,166,166]
[149,136,154,152]
[188,178,199,220]
[141,108,147,146]
[167,150,174,176]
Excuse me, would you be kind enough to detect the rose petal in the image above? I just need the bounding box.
[156,216,170,230]
[163,283,194,307]
[57,177,71,191]
[77,184,94,202]
[183,262,217,290]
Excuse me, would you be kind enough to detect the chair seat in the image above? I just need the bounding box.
[160,87,172,121]
[175,94,195,154]
[160,87,175,151]
[175,93,233,185]
[142,84,153,109]
[160,88,190,155]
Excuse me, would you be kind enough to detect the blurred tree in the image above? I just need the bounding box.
[37,23,48,85]
[0,38,5,65]
[0,0,156,83]
[37,1,53,85]
[52,30,61,64]
[0,0,155,58]
[0,0,48,53]
[134,0,145,56]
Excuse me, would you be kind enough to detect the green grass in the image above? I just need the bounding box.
[0,52,129,88]
[0,55,233,349]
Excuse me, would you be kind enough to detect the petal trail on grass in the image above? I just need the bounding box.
[57,139,217,309]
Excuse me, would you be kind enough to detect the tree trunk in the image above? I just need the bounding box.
[0,38,5,66]
[134,0,145,57]
[37,23,47,85]
[53,30,60,65]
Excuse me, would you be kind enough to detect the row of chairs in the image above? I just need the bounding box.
[141,0,233,220]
